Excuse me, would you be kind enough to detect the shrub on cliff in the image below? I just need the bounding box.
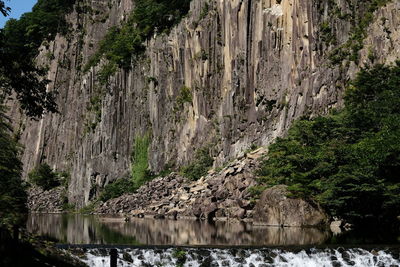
[181,146,213,180]
[257,62,400,227]
[84,0,192,80]
[99,178,134,202]
[28,163,60,191]
[131,134,154,189]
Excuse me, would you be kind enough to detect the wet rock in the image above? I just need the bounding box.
[253,185,328,227]
[330,219,342,234]
[154,214,165,219]
[221,260,230,266]
[122,252,133,263]
[92,152,331,226]
[199,257,216,267]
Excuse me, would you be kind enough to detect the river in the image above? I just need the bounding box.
[27,213,400,266]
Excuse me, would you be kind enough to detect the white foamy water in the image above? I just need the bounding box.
[80,247,400,267]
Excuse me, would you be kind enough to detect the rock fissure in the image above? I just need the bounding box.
[10,0,400,210]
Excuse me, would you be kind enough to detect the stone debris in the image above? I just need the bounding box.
[95,149,267,221]
[28,186,65,213]
[95,147,328,226]
[27,147,328,226]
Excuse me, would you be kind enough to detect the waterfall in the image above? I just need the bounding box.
[80,247,400,267]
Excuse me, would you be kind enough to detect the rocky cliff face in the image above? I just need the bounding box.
[12,0,400,206]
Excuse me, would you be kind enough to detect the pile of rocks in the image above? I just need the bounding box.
[96,147,327,226]
[26,147,328,227]
[27,186,65,213]
[96,148,267,221]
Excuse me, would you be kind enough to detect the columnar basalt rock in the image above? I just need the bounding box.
[11,0,400,207]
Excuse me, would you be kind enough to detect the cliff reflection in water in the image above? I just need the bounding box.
[27,214,330,246]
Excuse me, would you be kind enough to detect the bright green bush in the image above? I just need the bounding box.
[181,146,213,180]
[131,134,153,189]
[256,62,400,227]
[28,163,60,191]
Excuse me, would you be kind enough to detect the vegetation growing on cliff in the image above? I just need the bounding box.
[318,0,391,64]
[99,177,134,202]
[84,0,192,80]
[181,146,214,180]
[28,163,60,191]
[0,0,75,117]
[256,62,400,227]
[97,134,153,202]
[131,134,153,188]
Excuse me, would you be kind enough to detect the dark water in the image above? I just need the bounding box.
[27,213,330,246]
[27,214,400,266]
[27,213,399,247]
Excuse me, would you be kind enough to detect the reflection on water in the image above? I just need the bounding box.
[27,214,330,246]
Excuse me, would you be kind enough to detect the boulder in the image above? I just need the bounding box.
[330,219,342,234]
[253,185,328,227]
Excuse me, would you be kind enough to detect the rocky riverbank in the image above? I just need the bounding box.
[95,148,328,227]
[27,148,328,227]
[28,186,65,213]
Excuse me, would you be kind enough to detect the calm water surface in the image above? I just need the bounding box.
[26,213,399,247]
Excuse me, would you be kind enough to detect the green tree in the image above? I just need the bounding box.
[0,0,10,16]
[257,62,400,227]
[0,0,75,117]
[131,134,153,189]
[28,163,60,191]
[0,105,27,227]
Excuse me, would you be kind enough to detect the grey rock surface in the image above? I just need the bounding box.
[253,185,328,227]
[93,148,328,226]
[96,148,266,221]
[10,0,400,207]
[28,186,65,213]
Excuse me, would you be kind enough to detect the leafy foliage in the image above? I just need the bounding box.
[28,163,60,191]
[131,134,153,189]
[0,0,75,117]
[0,106,27,227]
[98,134,159,202]
[176,86,193,108]
[172,249,187,267]
[0,0,10,16]
[99,178,134,202]
[84,0,192,80]
[181,146,213,180]
[257,62,400,226]
[325,0,391,64]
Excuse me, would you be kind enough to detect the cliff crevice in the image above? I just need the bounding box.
[13,0,400,206]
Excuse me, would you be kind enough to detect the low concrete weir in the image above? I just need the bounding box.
[59,246,400,267]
